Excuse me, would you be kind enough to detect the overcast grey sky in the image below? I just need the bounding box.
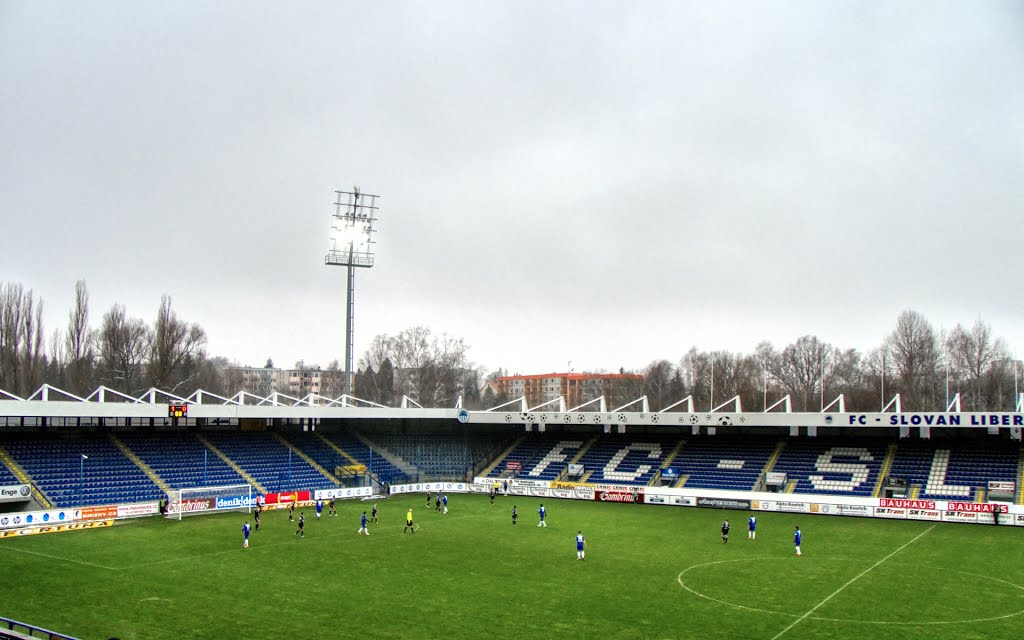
[2,1,1022,375]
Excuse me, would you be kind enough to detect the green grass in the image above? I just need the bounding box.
[1,495,1023,640]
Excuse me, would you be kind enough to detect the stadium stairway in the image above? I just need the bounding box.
[476,435,525,478]
[872,444,898,498]
[1017,448,1024,505]
[109,433,173,498]
[756,441,787,489]
[274,433,340,486]
[0,447,51,508]
[661,438,686,469]
[196,434,268,494]
[353,432,417,479]
[316,434,362,467]
[649,439,686,487]
[555,436,599,483]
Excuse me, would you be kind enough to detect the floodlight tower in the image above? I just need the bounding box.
[325,187,380,396]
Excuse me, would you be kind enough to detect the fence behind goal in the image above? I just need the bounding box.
[168,484,255,520]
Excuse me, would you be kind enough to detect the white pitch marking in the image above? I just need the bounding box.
[768,524,935,640]
[0,544,118,570]
[677,557,1024,626]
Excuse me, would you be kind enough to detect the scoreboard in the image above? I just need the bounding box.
[168,404,188,418]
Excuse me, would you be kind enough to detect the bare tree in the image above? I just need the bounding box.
[358,326,474,407]
[945,319,1009,410]
[321,359,344,399]
[680,348,712,410]
[64,280,95,395]
[0,282,46,396]
[885,310,941,410]
[770,336,841,412]
[642,359,677,411]
[46,328,65,388]
[146,295,208,393]
[97,304,150,395]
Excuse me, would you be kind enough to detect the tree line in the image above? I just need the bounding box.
[0,281,233,399]
[630,310,1018,413]
[1,280,1019,412]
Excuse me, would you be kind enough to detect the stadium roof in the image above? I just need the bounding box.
[0,384,1020,436]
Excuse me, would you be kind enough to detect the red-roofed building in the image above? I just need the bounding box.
[496,372,643,409]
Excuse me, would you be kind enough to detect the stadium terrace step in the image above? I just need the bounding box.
[873,443,898,498]
[109,433,173,497]
[352,432,416,478]
[273,433,340,486]
[0,447,51,509]
[196,434,267,494]
[477,434,525,478]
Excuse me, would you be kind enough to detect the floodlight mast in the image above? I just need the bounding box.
[325,186,380,396]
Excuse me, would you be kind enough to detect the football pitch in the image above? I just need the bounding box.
[1,494,1022,640]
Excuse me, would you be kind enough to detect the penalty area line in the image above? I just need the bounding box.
[768,524,935,640]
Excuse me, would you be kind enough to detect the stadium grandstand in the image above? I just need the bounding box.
[1,383,1022,511]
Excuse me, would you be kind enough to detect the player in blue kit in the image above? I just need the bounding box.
[576,531,586,560]
[794,525,802,556]
[748,514,757,540]
[358,511,369,535]
[316,500,324,520]
[538,503,547,527]
[242,521,251,548]
[442,494,448,514]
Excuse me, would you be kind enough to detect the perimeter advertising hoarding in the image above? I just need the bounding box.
[216,495,259,510]
[263,491,312,505]
[0,519,112,538]
[0,484,32,503]
[595,490,644,503]
[644,493,694,507]
[697,497,751,510]
[0,509,75,529]
[874,506,907,518]
[385,483,468,496]
[314,487,375,500]
[906,508,942,522]
[118,502,159,517]
[76,505,118,520]
[167,498,215,514]
[811,504,873,517]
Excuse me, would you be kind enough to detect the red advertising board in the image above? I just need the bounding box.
[263,491,312,505]
[595,490,644,503]
[947,502,1001,513]
[878,498,936,510]
[168,498,215,514]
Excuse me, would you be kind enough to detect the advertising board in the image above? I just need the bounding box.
[0,509,75,529]
[0,484,32,503]
[697,497,751,510]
